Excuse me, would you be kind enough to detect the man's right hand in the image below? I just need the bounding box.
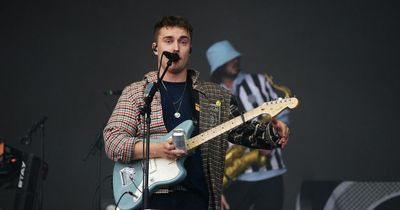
[134,139,186,160]
[154,138,187,160]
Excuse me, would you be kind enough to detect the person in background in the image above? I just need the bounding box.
[207,40,291,210]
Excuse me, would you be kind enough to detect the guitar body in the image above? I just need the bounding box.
[112,120,195,210]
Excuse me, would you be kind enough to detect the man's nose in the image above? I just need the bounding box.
[172,41,180,52]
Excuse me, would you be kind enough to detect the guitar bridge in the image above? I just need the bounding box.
[119,167,135,187]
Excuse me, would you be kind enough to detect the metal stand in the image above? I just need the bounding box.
[82,126,105,210]
[140,59,173,210]
[18,116,48,210]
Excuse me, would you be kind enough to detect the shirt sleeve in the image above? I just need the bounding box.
[103,86,142,163]
[227,96,280,149]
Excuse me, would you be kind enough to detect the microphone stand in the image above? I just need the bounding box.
[20,116,48,146]
[140,59,173,210]
[19,116,48,210]
[82,127,104,210]
[82,100,112,210]
[37,122,47,210]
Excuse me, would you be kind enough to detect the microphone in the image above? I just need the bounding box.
[162,51,180,62]
[20,116,48,145]
[104,89,122,96]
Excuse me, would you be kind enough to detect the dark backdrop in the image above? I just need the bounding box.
[1,0,399,209]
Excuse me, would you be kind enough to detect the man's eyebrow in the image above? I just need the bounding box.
[160,35,190,43]
[178,35,190,41]
[162,35,174,40]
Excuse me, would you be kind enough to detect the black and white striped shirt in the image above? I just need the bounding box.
[225,72,289,181]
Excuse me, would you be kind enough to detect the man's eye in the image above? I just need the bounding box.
[179,39,189,45]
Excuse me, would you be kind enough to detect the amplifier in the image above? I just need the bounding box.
[0,142,41,210]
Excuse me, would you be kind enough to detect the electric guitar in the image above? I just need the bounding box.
[112,97,299,210]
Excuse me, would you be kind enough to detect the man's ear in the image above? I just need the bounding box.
[152,42,158,55]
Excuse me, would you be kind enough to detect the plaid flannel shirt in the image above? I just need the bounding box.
[103,69,277,210]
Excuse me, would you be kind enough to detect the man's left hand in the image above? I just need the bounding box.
[272,118,290,149]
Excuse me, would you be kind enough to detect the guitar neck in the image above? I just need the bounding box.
[186,99,287,150]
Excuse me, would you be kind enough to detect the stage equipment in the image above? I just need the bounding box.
[0,142,41,210]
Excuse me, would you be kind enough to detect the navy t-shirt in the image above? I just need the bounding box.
[159,80,208,200]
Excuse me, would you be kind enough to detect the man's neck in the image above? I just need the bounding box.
[161,68,188,82]
[222,77,235,90]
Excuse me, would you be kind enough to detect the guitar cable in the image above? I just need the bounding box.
[130,175,142,193]
[115,191,135,210]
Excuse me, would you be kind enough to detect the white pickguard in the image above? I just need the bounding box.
[132,158,180,202]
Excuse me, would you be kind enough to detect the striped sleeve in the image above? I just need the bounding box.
[236,73,290,124]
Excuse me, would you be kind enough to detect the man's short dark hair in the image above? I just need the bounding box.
[153,16,193,42]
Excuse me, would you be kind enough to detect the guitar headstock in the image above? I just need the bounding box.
[258,97,299,116]
[283,97,299,109]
